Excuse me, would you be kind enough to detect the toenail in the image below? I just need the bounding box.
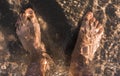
[86,12,93,20]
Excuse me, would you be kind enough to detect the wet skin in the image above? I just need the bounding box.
[16,8,54,76]
[69,12,104,76]
[16,8,104,76]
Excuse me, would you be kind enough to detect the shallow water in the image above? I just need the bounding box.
[0,0,120,76]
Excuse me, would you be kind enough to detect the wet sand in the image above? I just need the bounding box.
[0,0,120,76]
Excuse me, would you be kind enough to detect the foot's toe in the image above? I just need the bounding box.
[92,17,96,22]
[25,8,34,18]
[84,12,93,20]
[96,23,102,29]
[97,24,104,34]
[89,17,96,27]
[95,20,99,27]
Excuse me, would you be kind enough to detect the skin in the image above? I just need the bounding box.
[16,8,54,76]
[16,8,103,76]
[16,8,43,55]
[69,12,104,76]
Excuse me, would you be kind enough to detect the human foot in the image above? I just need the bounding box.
[16,8,54,76]
[16,8,42,54]
[79,12,104,63]
[69,12,104,76]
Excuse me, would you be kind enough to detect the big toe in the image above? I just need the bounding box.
[84,12,94,20]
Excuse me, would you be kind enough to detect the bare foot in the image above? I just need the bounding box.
[16,8,42,54]
[69,12,104,76]
[16,8,54,76]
